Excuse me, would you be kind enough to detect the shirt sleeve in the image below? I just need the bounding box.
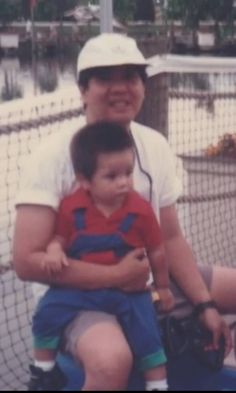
[55,201,72,244]
[15,132,72,210]
[142,205,163,250]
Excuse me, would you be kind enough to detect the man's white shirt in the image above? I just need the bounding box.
[16,119,182,301]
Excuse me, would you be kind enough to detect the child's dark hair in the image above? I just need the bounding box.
[70,121,134,180]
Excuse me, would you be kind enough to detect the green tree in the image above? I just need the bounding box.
[205,0,235,45]
[134,0,155,21]
[0,0,79,23]
[0,0,157,24]
[33,0,78,21]
[113,0,156,22]
[0,0,22,25]
[167,0,235,25]
[21,0,30,20]
[167,0,236,48]
[113,0,136,22]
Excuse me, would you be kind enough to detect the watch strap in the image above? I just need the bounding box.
[193,300,218,318]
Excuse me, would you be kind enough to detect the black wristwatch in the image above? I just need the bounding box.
[193,300,218,318]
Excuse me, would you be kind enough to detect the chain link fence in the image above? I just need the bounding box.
[1,57,236,389]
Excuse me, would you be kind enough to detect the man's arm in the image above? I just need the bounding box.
[160,204,211,305]
[160,204,232,354]
[13,205,150,291]
[148,247,175,312]
[148,247,169,288]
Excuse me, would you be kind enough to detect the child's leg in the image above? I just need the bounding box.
[30,287,84,390]
[32,288,67,373]
[144,365,168,391]
[114,291,168,390]
[29,346,67,391]
[30,287,122,389]
[33,348,57,371]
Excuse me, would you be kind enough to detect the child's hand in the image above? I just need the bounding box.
[158,288,175,312]
[41,250,69,276]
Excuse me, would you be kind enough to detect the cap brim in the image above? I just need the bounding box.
[78,59,149,76]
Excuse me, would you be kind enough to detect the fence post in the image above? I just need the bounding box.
[136,72,169,138]
[136,38,169,138]
[100,0,113,33]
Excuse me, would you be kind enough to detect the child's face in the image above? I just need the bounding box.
[83,149,134,207]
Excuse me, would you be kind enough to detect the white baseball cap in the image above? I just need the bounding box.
[77,33,148,78]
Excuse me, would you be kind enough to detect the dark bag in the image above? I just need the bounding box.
[160,315,225,371]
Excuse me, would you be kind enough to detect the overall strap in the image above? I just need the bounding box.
[68,210,137,259]
[118,213,137,234]
[73,208,86,230]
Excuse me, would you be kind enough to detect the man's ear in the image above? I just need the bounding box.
[78,84,87,99]
[78,85,87,111]
[78,84,85,95]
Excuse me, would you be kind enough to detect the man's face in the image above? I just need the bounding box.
[80,65,145,128]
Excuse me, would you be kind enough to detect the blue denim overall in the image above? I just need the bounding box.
[33,208,166,371]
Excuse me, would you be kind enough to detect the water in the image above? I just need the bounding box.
[0,55,78,103]
[1,55,236,103]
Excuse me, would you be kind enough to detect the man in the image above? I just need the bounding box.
[14,33,231,391]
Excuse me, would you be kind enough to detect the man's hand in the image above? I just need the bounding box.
[117,248,151,292]
[200,308,232,356]
[158,288,175,312]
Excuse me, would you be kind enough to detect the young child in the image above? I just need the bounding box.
[29,121,175,391]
